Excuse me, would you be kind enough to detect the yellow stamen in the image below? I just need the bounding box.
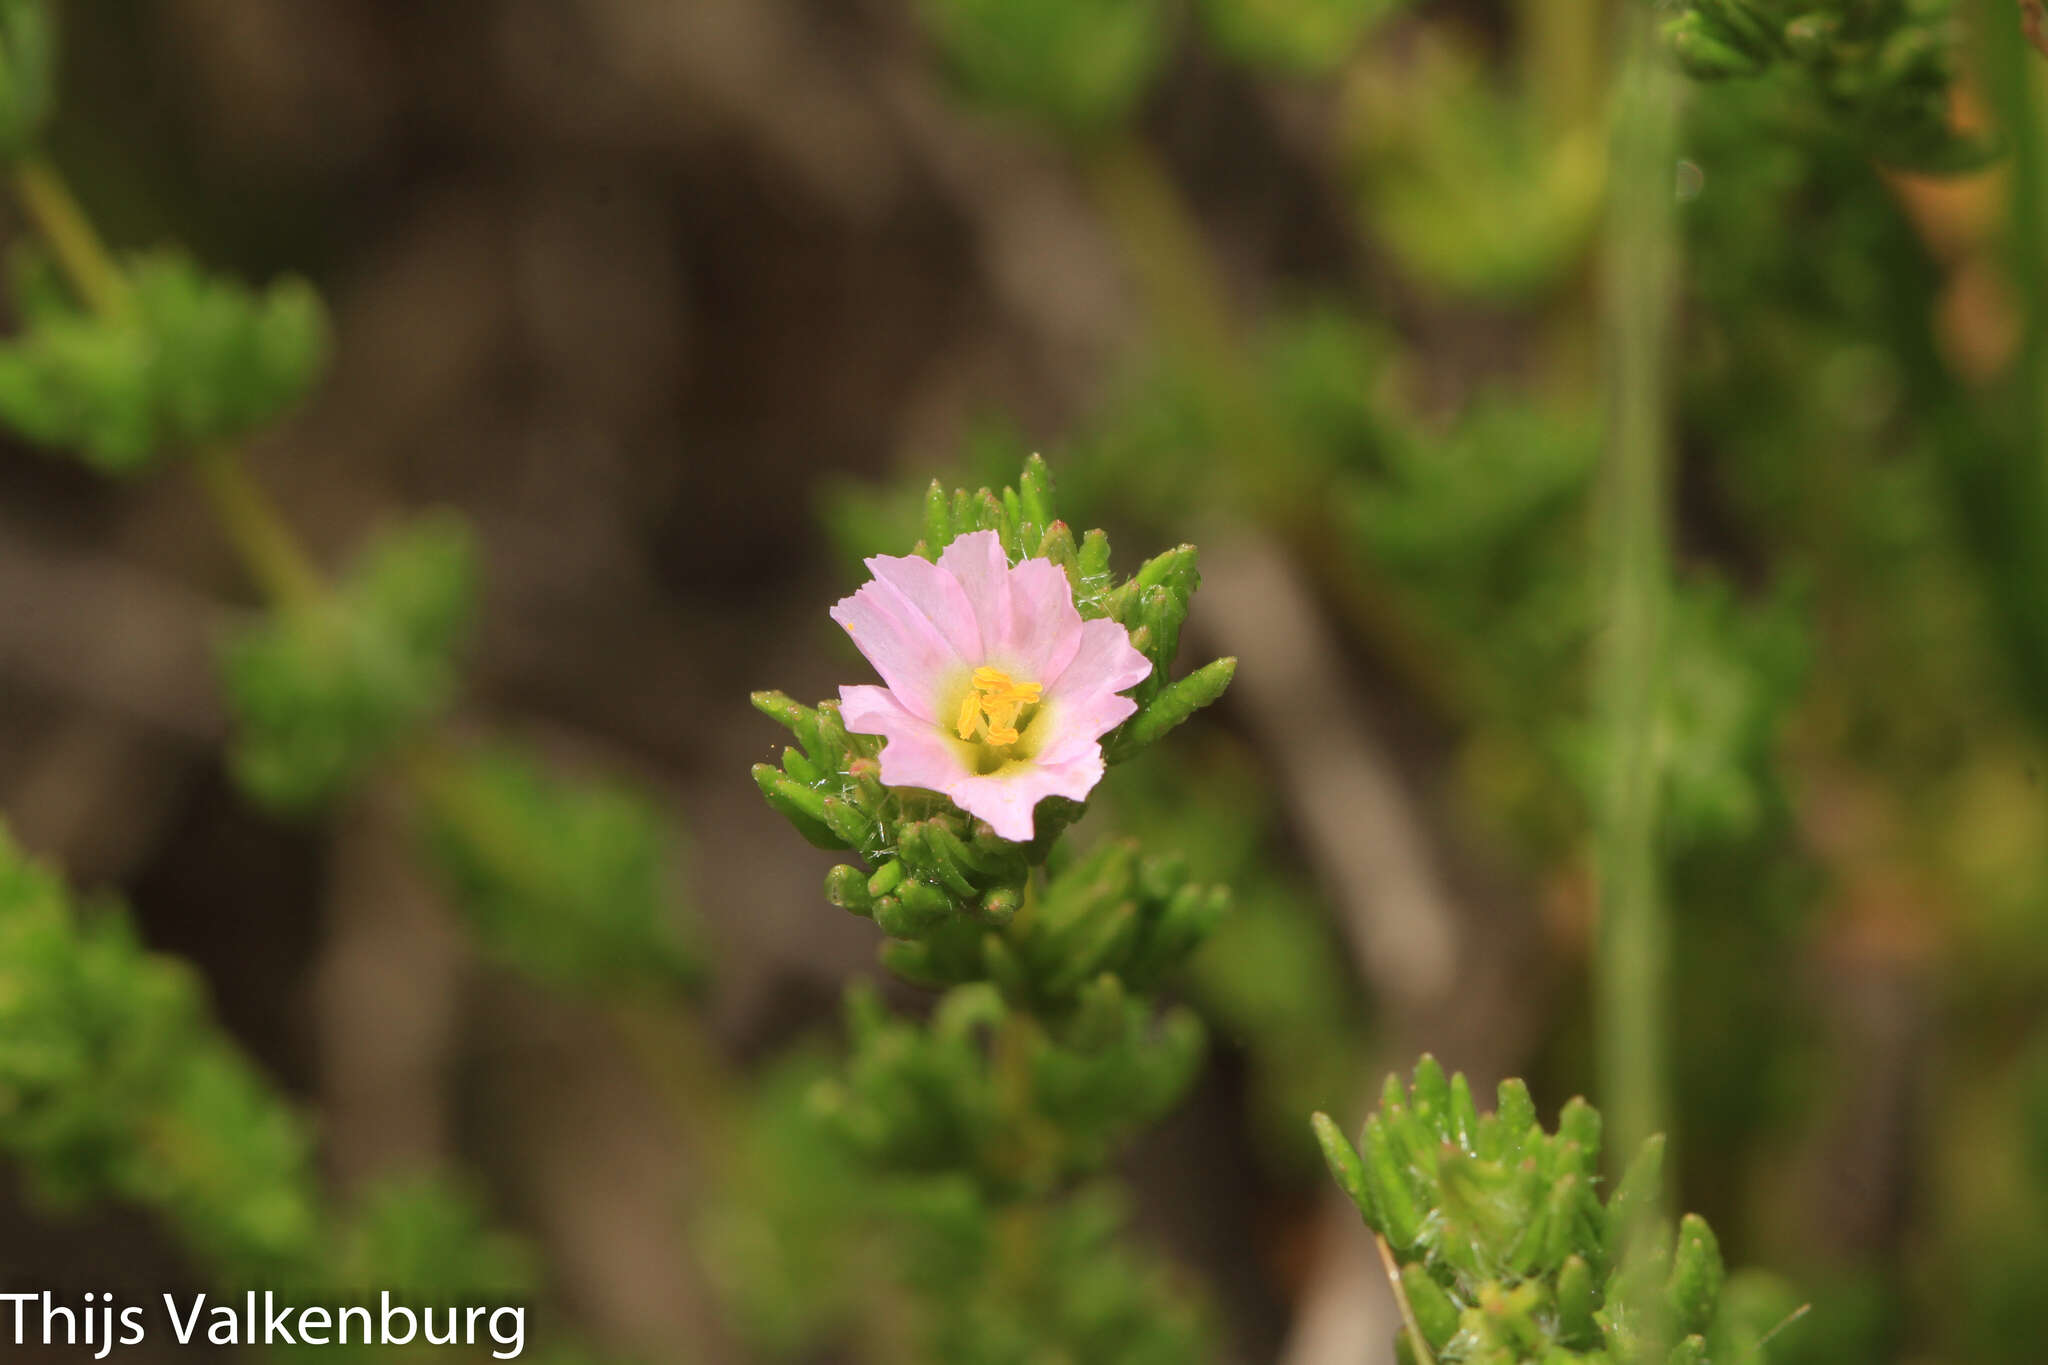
[955,666,1043,747]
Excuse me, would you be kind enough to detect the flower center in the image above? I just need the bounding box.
[954,665,1042,749]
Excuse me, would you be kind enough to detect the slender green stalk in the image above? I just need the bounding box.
[1947,5,2048,731]
[1983,0,2048,466]
[1376,1232,1439,1365]
[12,156,130,318]
[190,443,327,611]
[1594,4,1680,1177]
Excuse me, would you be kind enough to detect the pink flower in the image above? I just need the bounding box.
[831,530,1152,842]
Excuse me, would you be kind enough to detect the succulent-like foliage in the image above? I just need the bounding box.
[813,980,1203,1196]
[219,515,475,812]
[1314,1060,1783,1364]
[1663,0,1992,172]
[416,745,705,997]
[844,836,1229,1009]
[895,1181,1213,1365]
[0,248,329,472]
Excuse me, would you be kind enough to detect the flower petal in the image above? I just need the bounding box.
[866,549,983,662]
[1032,692,1139,768]
[947,751,1106,842]
[1033,618,1151,765]
[1049,616,1153,696]
[1000,557,1086,681]
[830,577,971,723]
[841,685,970,793]
[937,531,1086,682]
[936,530,1012,654]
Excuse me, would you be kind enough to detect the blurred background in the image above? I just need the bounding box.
[0,1,2044,1362]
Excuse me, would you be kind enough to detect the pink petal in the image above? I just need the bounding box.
[866,549,984,662]
[937,531,1085,681]
[999,558,1086,681]
[841,684,971,792]
[936,530,1012,652]
[948,752,1106,842]
[1032,692,1140,768]
[830,577,971,723]
[842,683,1110,842]
[1034,618,1150,766]
[1048,616,1153,696]
[839,683,921,737]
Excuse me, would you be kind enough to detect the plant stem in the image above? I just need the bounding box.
[1376,1232,1439,1365]
[12,156,130,318]
[1946,4,2048,732]
[1985,0,2048,458]
[191,443,327,611]
[1593,4,1679,1177]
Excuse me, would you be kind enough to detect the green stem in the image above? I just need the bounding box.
[1984,0,2048,469]
[1593,4,1678,1179]
[191,443,327,611]
[12,156,130,318]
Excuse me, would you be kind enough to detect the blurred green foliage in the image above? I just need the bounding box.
[919,0,1169,136]
[1198,0,1403,75]
[0,248,327,473]
[890,1180,1212,1365]
[0,826,593,1358]
[417,745,705,999]
[1665,0,1993,172]
[1345,38,1605,299]
[815,979,1203,1194]
[0,827,318,1277]
[219,515,475,813]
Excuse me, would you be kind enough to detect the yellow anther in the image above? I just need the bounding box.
[955,666,1042,747]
